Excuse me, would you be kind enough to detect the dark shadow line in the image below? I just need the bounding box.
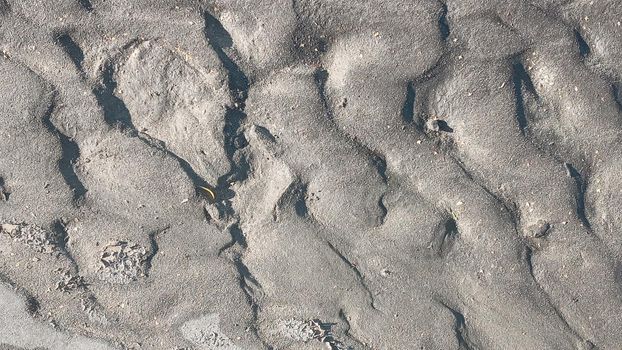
[41,98,88,202]
[218,222,248,255]
[77,0,93,12]
[233,256,271,348]
[203,11,251,192]
[55,32,85,74]
[512,62,534,134]
[438,216,458,257]
[202,11,249,104]
[51,220,80,271]
[574,29,590,58]
[294,184,309,218]
[612,84,622,112]
[401,81,416,124]
[564,163,592,230]
[438,2,450,41]
[144,228,168,274]
[0,176,9,201]
[437,301,474,350]
[92,62,135,131]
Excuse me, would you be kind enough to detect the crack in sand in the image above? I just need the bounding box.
[3,1,622,348]
[143,227,167,275]
[313,67,389,225]
[401,81,416,124]
[564,163,593,230]
[202,10,274,348]
[524,246,592,348]
[512,60,536,136]
[438,2,450,41]
[326,242,377,311]
[437,301,477,350]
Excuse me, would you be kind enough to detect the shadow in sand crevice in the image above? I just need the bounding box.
[563,162,592,230]
[401,81,416,124]
[438,2,450,41]
[77,0,93,12]
[203,12,274,348]
[41,95,88,203]
[92,58,218,196]
[612,83,622,112]
[436,301,476,350]
[511,61,537,136]
[92,62,135,131]
[55,32,85,75]
[574,29,590,59]
[327,241,377,310]
[203,11,251,193]
[0,176,10,201]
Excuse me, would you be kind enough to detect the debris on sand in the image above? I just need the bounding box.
[1,222,59,253]
[426,118,453,133]
[80,295,110,325]
[278,319,316,342]
[0,187,9,201]
[278,318,350,349]
[180,313,240,350]
[0,178,8,201]
[198,185,217,202]
[98,241,148,284]
[426,118,441,132]
[56,270,86,293]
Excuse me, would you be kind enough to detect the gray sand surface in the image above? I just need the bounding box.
[1,0,622,349]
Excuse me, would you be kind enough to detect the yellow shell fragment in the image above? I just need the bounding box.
[198,186,216,201]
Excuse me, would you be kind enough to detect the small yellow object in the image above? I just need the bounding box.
[198,186,216,201]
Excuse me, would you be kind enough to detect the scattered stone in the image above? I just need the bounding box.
[1,222,59,253]
[80,295,109,325]
[278,319,350,349]
[278,319,316,342]
[98,241,148,284]
[56,271,85,293]
[426,118,453,133]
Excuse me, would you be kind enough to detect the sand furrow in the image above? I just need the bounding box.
[2,1,622,349]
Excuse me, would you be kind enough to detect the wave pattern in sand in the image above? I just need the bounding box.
[1,0,622,349]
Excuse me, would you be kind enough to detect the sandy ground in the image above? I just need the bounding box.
[1,0,622,349]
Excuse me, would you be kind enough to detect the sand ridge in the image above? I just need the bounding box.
[0,0,621,349]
